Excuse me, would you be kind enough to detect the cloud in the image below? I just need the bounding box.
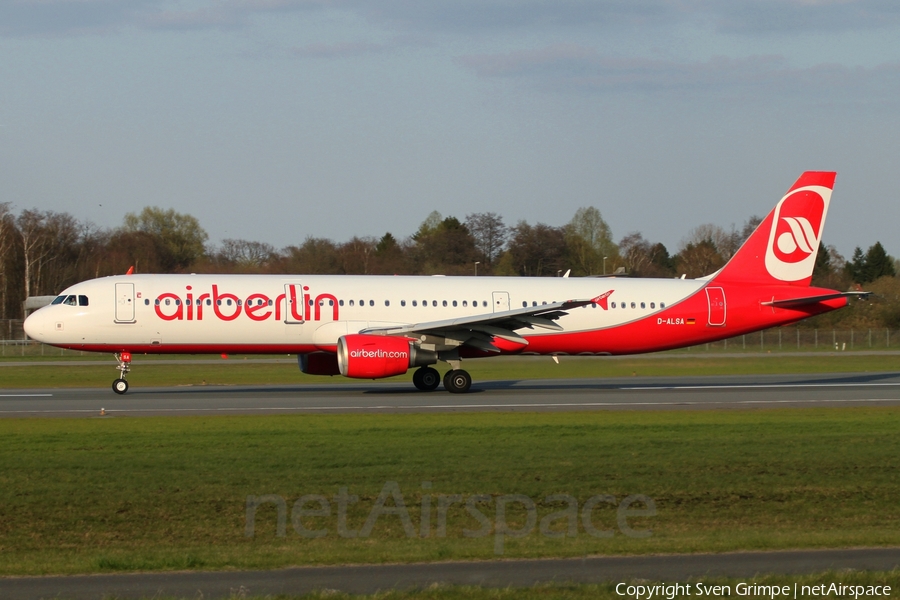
[457,45,900,100]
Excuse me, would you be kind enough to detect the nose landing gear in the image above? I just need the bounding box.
[113,351,132,394]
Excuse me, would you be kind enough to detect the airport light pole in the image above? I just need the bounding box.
[603,256,608,275]
[474,261,480,276]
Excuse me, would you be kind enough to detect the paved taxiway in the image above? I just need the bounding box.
[2,371,900,417]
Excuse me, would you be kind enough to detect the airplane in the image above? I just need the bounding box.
[23,171,868,395]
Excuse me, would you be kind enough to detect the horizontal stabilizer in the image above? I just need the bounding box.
[761,291,871,309]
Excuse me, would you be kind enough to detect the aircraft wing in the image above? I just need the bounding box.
[761,291,872,309]
[359,295,607,353]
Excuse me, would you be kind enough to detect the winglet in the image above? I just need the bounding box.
[125,266,135,276]
[591,290,614,310]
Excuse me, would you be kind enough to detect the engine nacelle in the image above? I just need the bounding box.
[336,334,436,379]
[298,352,341,376]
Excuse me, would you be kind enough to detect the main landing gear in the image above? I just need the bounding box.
[412,366,472,394]
[112,351,132,395]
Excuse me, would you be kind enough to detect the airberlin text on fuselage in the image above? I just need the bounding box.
[152,285,339,322]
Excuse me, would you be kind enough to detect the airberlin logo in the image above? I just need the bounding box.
[764,185,830,282]
[350,349,409,359]
[152,285,339,322]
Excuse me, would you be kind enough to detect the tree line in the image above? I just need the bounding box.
[1,202,897,328]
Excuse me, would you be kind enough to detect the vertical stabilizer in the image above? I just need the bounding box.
[714,171,835,287]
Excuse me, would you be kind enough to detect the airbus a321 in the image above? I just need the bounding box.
[24,172,866,394]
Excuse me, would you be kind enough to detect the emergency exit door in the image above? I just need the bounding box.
[706,286,726,327]
[115,283,135,323]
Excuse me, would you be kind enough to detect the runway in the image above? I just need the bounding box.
[2,548,898,600]
[2,371,900,417]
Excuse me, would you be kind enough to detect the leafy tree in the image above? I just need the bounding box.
[565,207,618,275]
[123,207,208,271]
[846,242,896,284]
[412,215,478,274]
[864,242,896,281]
[498,221,567,277]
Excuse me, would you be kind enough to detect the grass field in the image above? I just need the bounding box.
[1,353,899,389]
[0,407,898,576]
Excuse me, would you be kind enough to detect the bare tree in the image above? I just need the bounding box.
[0,203,14,318]
[17,210,54,299]
[217,239,277,270]
[465,212,508,268]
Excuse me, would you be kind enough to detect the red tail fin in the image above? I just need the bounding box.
[714,171,835,287]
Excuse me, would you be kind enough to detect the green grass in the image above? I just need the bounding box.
[0,408,898,576]
[1,354,899,388]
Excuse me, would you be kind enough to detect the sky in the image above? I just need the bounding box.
[2,0,900,260]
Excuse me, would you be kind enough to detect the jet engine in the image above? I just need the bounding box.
[336,334,436,379]
[298,352,341,376]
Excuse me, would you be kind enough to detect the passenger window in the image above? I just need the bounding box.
[442,300,447,307]
[412,300,417,307]
[641,302,645,309]
[339,300,344,307]
[401,300,406,307]
[661,302,666,308]
[360,300,365,306]
[630,302,636,309]
[463,301,468,307]
[349,300,355,306]
[369,300,374,307]
[144,299,150,305]
[483,301,488,307]
[433,300,438,307]
[165,299,171,306]
[155,299,161,306]
[611,302,616,308]
[453,300,458,307]
[522,301,527,307]
[650,302,655,309]
[385,300,390,307]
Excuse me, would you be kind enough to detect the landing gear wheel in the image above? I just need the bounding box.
[112,378,129,395]
[413,367,441,391]
[444,369,472,394]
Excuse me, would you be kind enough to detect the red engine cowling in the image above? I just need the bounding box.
[298,352,342,376]
[337,334,422,379]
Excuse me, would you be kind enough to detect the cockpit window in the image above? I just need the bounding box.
[78,295,89,306]
[51,296,66,305]
[63,295,77,306]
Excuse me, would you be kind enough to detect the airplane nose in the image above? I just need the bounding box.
[23,310,49,342]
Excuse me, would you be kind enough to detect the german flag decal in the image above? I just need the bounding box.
[686,318,696,325]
